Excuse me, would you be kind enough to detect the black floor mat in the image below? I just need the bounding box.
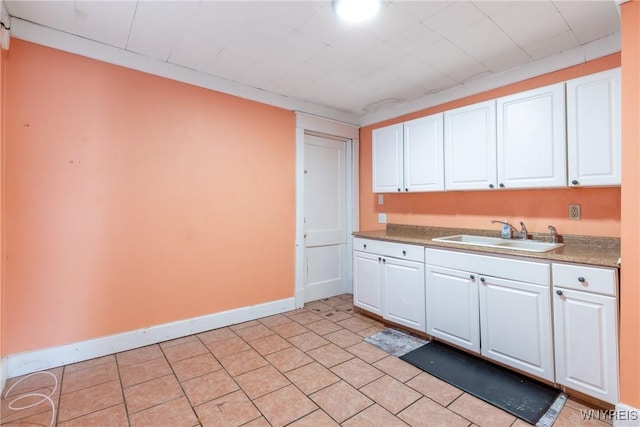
[400,341,563,426]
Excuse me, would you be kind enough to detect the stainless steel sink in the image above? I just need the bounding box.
[431,234,564,253]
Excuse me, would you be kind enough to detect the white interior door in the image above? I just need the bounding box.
[304,134,347,302]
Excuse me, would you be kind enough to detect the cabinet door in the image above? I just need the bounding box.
[425,265,480,353]
[554,288,618,404]
[372,124,403,193]
[444,100,497,191]
[404,114,444,192]
[497,83,566,189]
[567,68,621,187]
[384,257,426,332]
[479,276,554,381]
[353,251,383,315]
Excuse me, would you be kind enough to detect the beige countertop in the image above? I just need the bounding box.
[354,224,621,269]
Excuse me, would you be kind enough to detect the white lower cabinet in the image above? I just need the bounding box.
[355,241,620,404]
[425,265,480,352]
[479,275,554,381]
[552,263,619,404]
[425,248,554,381]
[384,257,425,331]
[353,238,425,331]
[353,251,384,315]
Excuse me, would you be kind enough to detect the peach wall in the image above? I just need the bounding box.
[620,0,640,408]
[360,54,621,237]
[2,40,296,355]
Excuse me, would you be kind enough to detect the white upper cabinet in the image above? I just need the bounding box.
[444,100,497,191]
[566,68,621,187]
[372,123,403,193]
[404,115,444,192]
[372,114,444,193]
[373,68,619,193]
[497,83,567,189]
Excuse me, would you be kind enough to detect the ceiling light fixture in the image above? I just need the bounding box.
[332,0,381,23]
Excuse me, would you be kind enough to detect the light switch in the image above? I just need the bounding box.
[378,213,387,224]
[378,194,384,205]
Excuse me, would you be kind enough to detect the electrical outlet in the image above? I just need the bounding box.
[378,213,387,224]
[569,204,581,220]
[378,194,384,205]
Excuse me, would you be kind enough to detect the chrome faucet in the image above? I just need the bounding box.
[548,225,557,243]
[491,219,529,240]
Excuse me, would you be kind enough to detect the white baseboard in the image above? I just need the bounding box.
[5,297,296,380]
[613,403,640,427]
[0,356,7,394]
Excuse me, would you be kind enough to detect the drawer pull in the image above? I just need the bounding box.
[578,277,586,283]
[480,277,485,283]
[402,250,406,256]
[556,290,563,296]
[382,258,386,264]
[470,274,475,280]
[378,257,381,262]
[363,244,367,249]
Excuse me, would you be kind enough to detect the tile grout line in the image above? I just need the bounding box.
[209,321,310,426]
[159,339,205,427]
[236,304,364,425]
[115,348,134,427]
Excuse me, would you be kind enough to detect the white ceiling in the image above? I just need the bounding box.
[4,1,622,125]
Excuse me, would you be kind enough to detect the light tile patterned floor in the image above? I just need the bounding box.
[1,295,614,426]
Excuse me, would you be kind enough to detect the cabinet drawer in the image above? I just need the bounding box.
[353,238,424,262]
[552,263,617,296]
[426,248,549,286]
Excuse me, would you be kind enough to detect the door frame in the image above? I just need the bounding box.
[295,112,359,309]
